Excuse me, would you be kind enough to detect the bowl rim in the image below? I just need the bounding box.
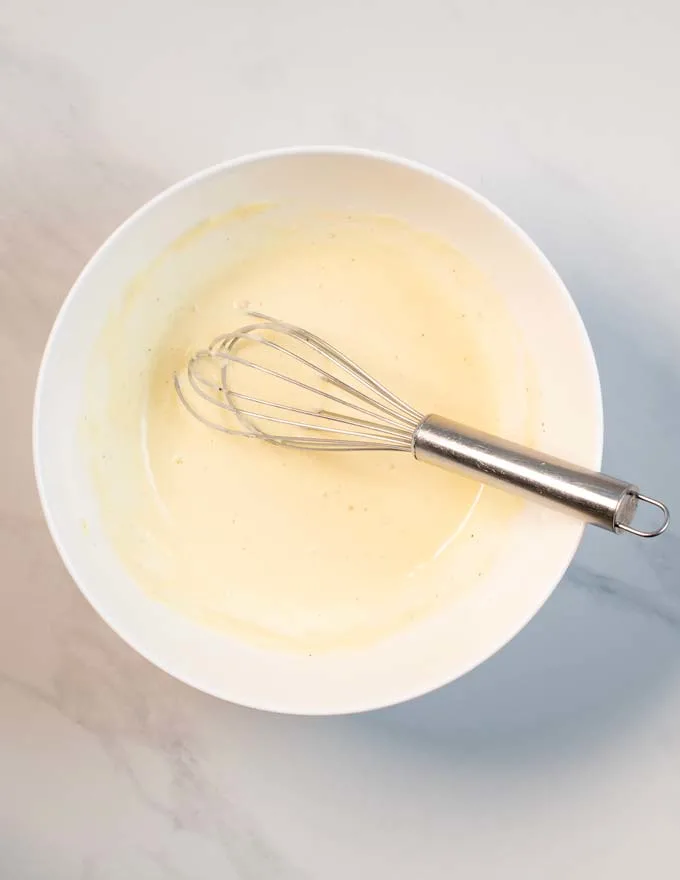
[33,145,604,713]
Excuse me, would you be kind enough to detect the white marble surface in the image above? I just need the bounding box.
[2,1,680,876]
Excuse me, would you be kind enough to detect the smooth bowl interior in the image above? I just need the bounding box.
[34,148,602,714]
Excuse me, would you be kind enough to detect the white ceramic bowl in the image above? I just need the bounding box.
[33,147,602,714]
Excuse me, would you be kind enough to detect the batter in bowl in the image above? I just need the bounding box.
[87,209,531,651]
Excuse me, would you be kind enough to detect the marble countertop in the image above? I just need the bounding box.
[2,1,680,876]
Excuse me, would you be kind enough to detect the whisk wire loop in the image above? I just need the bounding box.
[174,312,422,452]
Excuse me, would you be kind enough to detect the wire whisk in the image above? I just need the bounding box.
[174,312,669,538]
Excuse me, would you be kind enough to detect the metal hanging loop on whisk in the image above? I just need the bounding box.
[175,313,670,538]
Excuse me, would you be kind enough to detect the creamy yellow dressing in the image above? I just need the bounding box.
[87,209,530,651]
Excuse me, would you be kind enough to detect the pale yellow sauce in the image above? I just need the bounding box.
[88,209,530,651]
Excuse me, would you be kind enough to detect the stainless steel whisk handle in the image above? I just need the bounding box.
[413,415,670,537]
